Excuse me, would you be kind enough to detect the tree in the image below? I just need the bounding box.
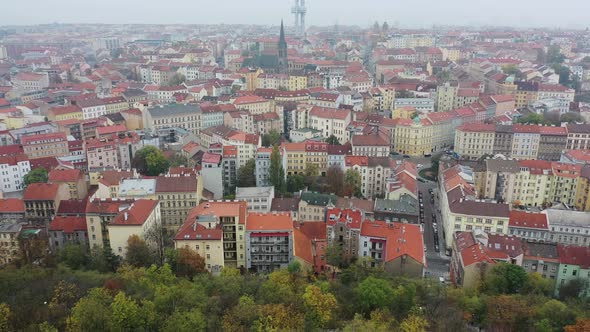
[534,299,576,331]
[485,263,528,294]
[552,63,572,85]
[168,153,190,167]
[524,272,554,296]
[516,113,548,125]
[565,319,590,332]
[163,309,206,332]
[344,169,362,198]
[255,304,304,331]
[400,315,429,332]
[326,166,344,196]
[261,129,281,147]
[57,244,88,270]
[559,278,586,300]
[111,292,142,331]
[356,276,395,315]
[132,146,170,176]
[88,246,120,272]
[167,73,186,86]
[502,64,520,76]
[547,45,565,64]
[125,235,153,268]
[236,159,256,188]
[23,167,48,187]
[486,295,532,331]
[343,310,397,332]
[174,248,206,279]
[268,145,286,193]
[286,174,305,193]
[222,295,259,332]
[68,288,113,331]
[0,303,12,332]
[303,285,337,328]
[48,281,80,321]
[326,135,340,145]
[560,112,584,124]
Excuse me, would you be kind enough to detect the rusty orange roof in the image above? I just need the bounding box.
[246,212,293,231]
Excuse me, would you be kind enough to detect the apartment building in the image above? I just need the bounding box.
[454,123,496,159]
[145,103,202,136]
[245,212,294,273]
[85,133,143,171]
[24,183,70,224]
[298,192,338,222]
[0,199,25,224]
[308,106,351,144]
[0,154,30,193]
[155,175,202,230]
[0,223,24,265]
[236,186,275,213]
[351,129,391,157]
[107,200,161,258]
[174,201,248,270]
[326,207,362,258]
[392,118,434,156]
[359,220,425,277]
[233,95,273,114]
[22,132,69,159]
[48,216,88,251]
[566,124,590,150]
[344,156,393,199]
[48,169,88,200]
[255,147,272,187]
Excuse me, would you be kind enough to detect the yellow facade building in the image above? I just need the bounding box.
[393,118,434,156]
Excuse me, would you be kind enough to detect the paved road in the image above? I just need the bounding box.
[417,171,451,280]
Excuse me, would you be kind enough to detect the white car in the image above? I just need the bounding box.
[417,164,423,168]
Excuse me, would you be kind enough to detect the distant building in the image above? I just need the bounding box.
[246,212,294,273]
[236,186,275,213]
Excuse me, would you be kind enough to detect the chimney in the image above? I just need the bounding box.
[124,212,128,221]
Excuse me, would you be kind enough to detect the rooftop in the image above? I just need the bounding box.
[246,212,293,231]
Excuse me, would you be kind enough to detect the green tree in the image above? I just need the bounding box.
[516,113,548,125]
[88,246,120,272]
[356,276,394,314]
[125,235,153,268]
[560,112,584,124]
[23,168,48,187]
[167,73,186,86]
[343,310,397,332]
[534,299,576,331]
[68,288,113,331]
[0,303,12,332]
[547,45,565,64]
[163,309,206,332]
[326,166,344,196]
[57,244,89,270]
[303,285,337,328]
[174,248,206,279]
[111,292,142,331]
[132,146,170,176]
[485,263,528,294]
[268,145,286,193]
[559,278,586,300]
[524,272,554,296]
[486,295,532,332]
[237,158,256,187]
[400,315,429,332]
[168,153,190,167]
[286,174,305,193]
[326,135,340,145]
[502,64,520,76]
[552,64,572,85]
[261,129,281,147]
[344,169,362,198]
[222,295,259,332]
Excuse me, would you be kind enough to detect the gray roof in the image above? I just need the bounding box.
[546,209,590,227]
[524,241,559,260]
[0,223,23,233]
[236,186,274,198]
[486,159,519,173]
[374,195,419,215]
[148,103,201,118]
[119,179,157,196]
[123,89,148,98]
[300,192,338,207]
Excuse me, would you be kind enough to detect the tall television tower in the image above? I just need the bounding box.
[291,0,306,36]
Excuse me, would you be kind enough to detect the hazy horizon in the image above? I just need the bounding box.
[2,0,589,29]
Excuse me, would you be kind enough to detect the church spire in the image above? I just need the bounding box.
[279,19,286,46]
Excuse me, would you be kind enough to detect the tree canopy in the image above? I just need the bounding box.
[268,145,286,193]
[237,159,256,188]
[23,167,48,187]
[132,146,170,176]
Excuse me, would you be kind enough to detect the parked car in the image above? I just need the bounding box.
[435,244,440,252]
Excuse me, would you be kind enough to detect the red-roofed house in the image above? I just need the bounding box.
[48,216,88,250]
[24,183,70,224]
[0,198,25,223]
[326,207,363,259]
[155,175,202,229]
[308,106,351,144]
[22,132,69,159]
[107,199,161,257]
[246,212,294,273]
[12,72,49,91]
[360,220,425,277]
[293,222,327,274]
[508,210,549,242]
[232,95,272,114]
[48,169,88,199]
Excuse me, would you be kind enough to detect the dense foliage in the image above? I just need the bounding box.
[131,146,170,176]
[23,167,48,187]
[1,257,589,331]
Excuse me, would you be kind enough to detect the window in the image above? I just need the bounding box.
[206,245,210,250]
[196,245,200,250]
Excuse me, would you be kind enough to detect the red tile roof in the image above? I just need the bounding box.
[174,221,222,241]
[360,220,424,265]
[326,208,362,229]
[155,176,198,193]
[184,201,248,225]
[21,132,67,145]
[49,216,87,233]
[309,106,350,120]
[48,169,82,183]
[345,155,369,167]
[233,95,268,105]
[557,245,590,269]
[0,198,25,213]
[85,199,135,215]
[23,183,62,201]
[109,200,159,226]
[99,170,133,186]
[509,211,548,229]
[293,222,327,265]
[96,124,127,136]
[457,123,496,132]
[57,199,87,215]
[246,212,293,231]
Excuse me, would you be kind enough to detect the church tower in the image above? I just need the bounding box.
[278,20,288,74]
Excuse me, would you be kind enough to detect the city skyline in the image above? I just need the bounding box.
[2,0,590,29]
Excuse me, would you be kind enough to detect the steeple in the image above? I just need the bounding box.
[279,20,287,48]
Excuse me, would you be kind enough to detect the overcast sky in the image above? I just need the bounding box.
[2,0,589,29]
